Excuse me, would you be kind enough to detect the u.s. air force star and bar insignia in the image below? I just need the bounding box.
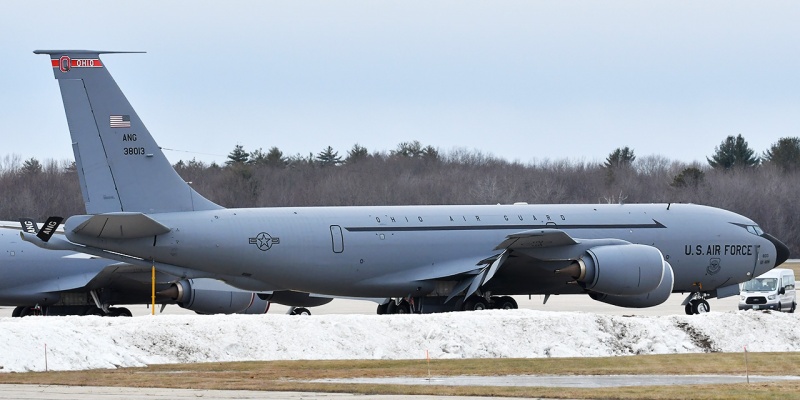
[249,232,280,251]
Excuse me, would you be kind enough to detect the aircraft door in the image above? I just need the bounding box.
[330,225,344,253]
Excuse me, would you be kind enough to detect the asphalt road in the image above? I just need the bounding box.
[0,385,522,400]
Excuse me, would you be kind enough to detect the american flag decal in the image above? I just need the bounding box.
[109,115,131,128]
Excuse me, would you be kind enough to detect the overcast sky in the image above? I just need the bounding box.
[2,1,799,166]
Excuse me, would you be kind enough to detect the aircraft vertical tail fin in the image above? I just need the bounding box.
[36,216,63,242]
[34,50,222,214]
[19,218,39,234]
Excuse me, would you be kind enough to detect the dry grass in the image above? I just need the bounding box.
[1,353,800,399]
[783,261,800,276]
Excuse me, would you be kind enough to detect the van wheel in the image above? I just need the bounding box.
[791,302,796,314]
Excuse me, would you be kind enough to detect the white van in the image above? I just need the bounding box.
[739,268,796,312]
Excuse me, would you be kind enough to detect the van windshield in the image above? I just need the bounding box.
[742,278,778,292]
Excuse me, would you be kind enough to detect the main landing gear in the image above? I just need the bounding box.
[376,300,411,314]
[461,296,518,311]
[376,295,519,314]
[11,305,132,317]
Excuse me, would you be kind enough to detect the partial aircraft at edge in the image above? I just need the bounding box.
[24,50,790,316]
[1,221,271,317]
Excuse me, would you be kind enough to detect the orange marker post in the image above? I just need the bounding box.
[426,350,431,382]
[151,265,156,315]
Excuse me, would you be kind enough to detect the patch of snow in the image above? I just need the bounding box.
[0,310,795,373]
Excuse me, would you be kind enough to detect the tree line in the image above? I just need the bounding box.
[2,135,799,256]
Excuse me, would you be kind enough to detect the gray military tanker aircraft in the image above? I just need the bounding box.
[1,222,270,316]
[25,50,790,315]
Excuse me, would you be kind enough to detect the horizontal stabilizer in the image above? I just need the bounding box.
[68,213,170,239]
[494,229,579,250]
[19,231,210,282]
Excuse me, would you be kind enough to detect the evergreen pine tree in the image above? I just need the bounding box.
[316,146,342,167]
[763,137,800,172]
[707,134,760,170]
[603,147,636,169]
[226,144,249,165]
[345,144,369,164]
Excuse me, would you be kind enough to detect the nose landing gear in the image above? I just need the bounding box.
[684,293,711,315]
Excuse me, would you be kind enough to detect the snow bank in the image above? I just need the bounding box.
[1,310,797,373]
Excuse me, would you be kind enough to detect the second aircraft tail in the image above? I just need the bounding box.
[34,50,221,214]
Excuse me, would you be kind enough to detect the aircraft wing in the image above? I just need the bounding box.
[493,228,579,250]
[7,260,171,297]
[365,228,607,302]
[0,221,23,230]
[367,228,581,285]
[10,268,102,295]
[69,213,170,239]
[84,262,176,288]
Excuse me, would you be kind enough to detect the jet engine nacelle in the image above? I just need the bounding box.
[589,260,675,308]
[165,279,269,315]
[559,244,667,296]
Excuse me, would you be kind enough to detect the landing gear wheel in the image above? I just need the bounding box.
[108,307,132,317]
[291,307,311,316]
[684,303,694,315]
[376,303,389,315]
[84,307,104,316]
[19,306,44,317]
[691,299,710,314]
[463,297,489,311]
[12,306,25,318]
[395,301,411,314]
[495,296,518,310]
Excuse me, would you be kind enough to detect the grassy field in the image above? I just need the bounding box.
[2,353,800,399]
[781,261,800,276]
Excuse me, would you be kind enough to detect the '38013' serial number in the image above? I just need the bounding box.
[123,147,145,155]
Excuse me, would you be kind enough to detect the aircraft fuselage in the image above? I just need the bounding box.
[64,203,779,298]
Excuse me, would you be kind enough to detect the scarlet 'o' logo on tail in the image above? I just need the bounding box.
[59,55,70,73]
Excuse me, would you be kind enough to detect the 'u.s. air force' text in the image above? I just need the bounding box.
[685,244,753,256]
